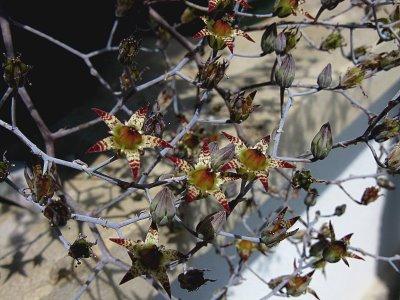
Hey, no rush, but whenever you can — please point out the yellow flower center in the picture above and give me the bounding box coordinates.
[188,167,216,192]
[239,149,267,171]
[212,20,232,37]
[113,125,143,150]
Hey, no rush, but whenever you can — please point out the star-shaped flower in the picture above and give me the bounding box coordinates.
[208,0,250,13]
[193,16,254,53]
[87,106,172,180]
[220,132,295,192]
[168,141,239,213]
[110,222,184,297]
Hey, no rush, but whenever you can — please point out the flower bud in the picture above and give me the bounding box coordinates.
[274,32,287,55]
[273,0,298,18]
[386,142,400,172]
[304,188,318,207]
[283,27,301,53]
[196,210,227,241]
[68,234,96,265]
[0,154,11,182]
[320,32,345,51]
[360,186,380,205]
[150,187,176,226]
[275,54,295,88]
[370,118,400,142]
[118,36,141,66]
[376,176,395,190]
[211,144,235,169]
[261,23,277,55]
[321,0,344,10]
[334,204,346,216]
[317,63,332,89]
[311,122,333,160]
[292,169,314,191]
[198,58,228,89]
[340,66,365,89]
[227,90,259,123]
[2,54,31,88]
[178,269,215,291]
[43,196,71,227]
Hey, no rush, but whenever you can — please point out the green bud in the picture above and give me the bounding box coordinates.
[275,54,295,88]
[283,27,301,53]
[320,32,345,51]
[274,32,287,55]
[273,0,298,18]
[118,36,141,66]
[150,187,176,226]
[304,188,318,207]
[311,122,333,160]
[334,204,346,216]
[317,63,332,89]
[261,23,277,55]
[370,118,400,142]
[196,210,227,241]
[2,54,31,88]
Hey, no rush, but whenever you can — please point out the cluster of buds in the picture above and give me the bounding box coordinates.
[311,122,333,161]
[227,90,259,123]
[68,234,96,265]
[2,54,31,89]
[178,269,215,292]
[260,207,299,248]
[360,186,380,205]
[197,57,228,90]
[196,210,227,241]
[340,66,365,89]
[370,117,400,142]
[317,63,332,89]
[0,154,11,182]
[150,187,176,226]
[386,142,400,172]
[320,31,346,51]
[118,36,141,66]
[24,161,59,205]
[292,169,314,191]
[262,24,301,55]
[268,267,319,299]
[43,195,71,227]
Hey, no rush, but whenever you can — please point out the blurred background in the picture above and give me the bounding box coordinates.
[0,0,399,299]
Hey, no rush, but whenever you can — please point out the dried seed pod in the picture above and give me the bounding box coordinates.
[68,234,96,265]
[360,186,380,205]
[118,36,141,66]
[340,66,365,89]
[292,169,314,191]
[227,90,259,123]
[178,269,215,292]
[198,57,228,90]
[43,196,71,227]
